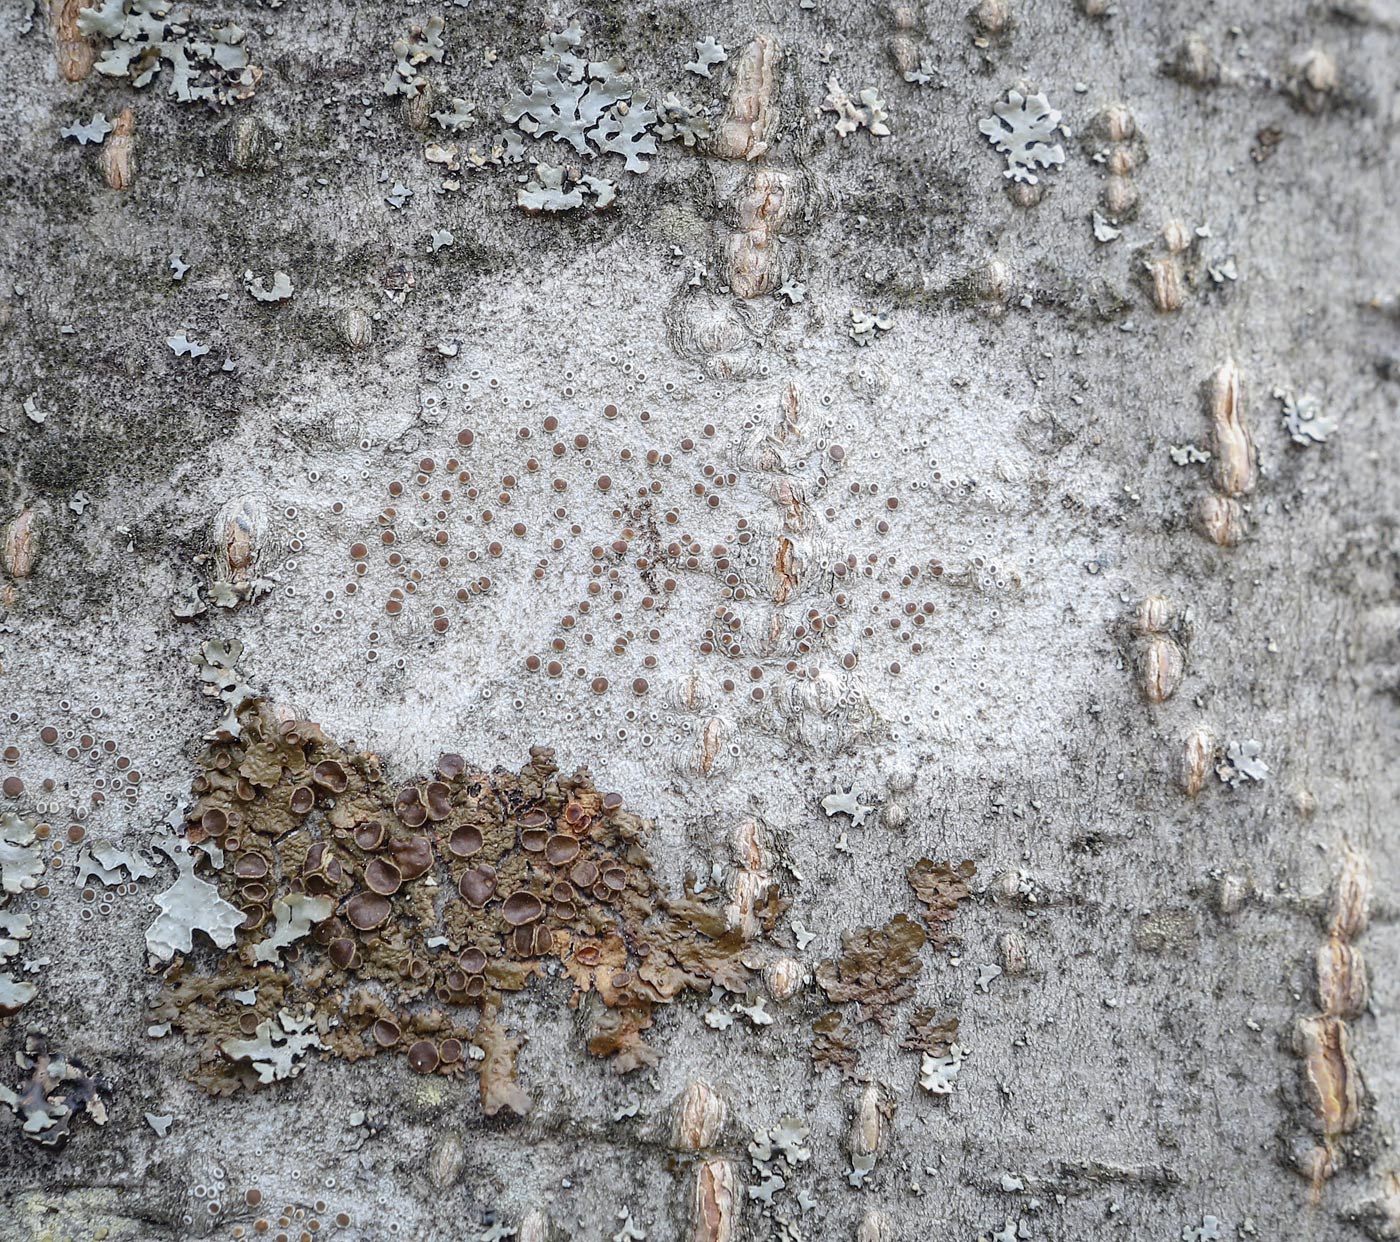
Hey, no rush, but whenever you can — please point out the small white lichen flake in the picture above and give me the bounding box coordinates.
[979,90,1068,184]
[1182,1217,1224,1242]
[685,37,728,78]
[733,995,774,1026]
[61,113,113,145]
[145,836,245,962]
[1217,739,1269,788]
[848,308,893,346]
[244,269,294,303]
[919,1042,967,1094]
[821,785,875,826]
[1,814,43,896]
[611,1207,647,1241]
[1274,386,1337,446]
[217,1008,324,1084]
[823,76,891,138]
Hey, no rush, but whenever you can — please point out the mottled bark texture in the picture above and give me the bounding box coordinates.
[2,1,1399,1240]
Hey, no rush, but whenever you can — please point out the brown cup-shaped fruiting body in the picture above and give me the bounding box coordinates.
[502,891,544,926]
[354,820,386,851]
[395,786,428,827]
[312,760,348,793]
[391,834,433,880]
[303,842,344,894]
[364,858,402,896]
[424,781,453,821]
[311,915,344,946]
[233,852,269,880]
[328,938,359,970]
[673,1079,728,1152]
[448,824,483,857]
[408,1040,440,1073]
[372,1018,401,1047]
[545,833,579,865]
[601,866,627,892]
[458,865,497,906]
[288,786,315,815]
[346,890,391,931]
[689,1158,739,1242]
[569,859,599,890]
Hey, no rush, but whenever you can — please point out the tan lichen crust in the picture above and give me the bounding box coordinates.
[155,700,773,1108]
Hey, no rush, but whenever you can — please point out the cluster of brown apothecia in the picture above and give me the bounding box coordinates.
[159,700,775,1109]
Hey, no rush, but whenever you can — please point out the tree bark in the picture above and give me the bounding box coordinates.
[2,2,1399,1240]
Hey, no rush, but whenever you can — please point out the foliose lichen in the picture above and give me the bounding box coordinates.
[154,682,772,1109]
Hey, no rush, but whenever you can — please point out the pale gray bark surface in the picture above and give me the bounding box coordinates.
[2,1,1399,1239]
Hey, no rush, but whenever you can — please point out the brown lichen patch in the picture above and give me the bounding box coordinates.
[815,913,926,1028]
[900,1008,959,1056]
[905,858,976,945]
[156,701,756,1110]
[809,1011,860,1078]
